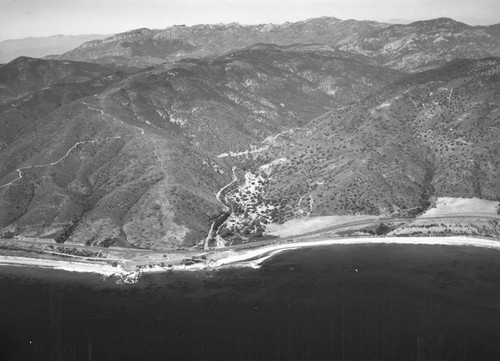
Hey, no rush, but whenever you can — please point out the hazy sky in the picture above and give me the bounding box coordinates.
[1,0,499,41]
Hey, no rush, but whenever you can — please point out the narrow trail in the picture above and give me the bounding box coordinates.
[447,87,454,102]
[152,138,169,183]
[0,100,147,190]
[82,100,145,135]
[149,132,198,193]
[83,100,195,191]
[0,135,122,189]
[0,96,212,224]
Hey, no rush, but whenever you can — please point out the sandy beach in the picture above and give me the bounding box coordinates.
[210,236,500,269]
[1,236,499,281]
[0,256,129,276]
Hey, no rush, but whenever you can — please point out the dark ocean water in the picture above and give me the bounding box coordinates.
[0,244,499,361]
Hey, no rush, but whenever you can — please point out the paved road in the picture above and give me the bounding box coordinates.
[2,213,498,260]
[219,213,499,250]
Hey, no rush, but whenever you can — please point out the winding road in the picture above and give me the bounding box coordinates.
[0,99,147,189]
[204,166,239,249]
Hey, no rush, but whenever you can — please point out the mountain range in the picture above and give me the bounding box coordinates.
[1,16,499,248]
[55,17,500,73]
[53,17,386,68]
[0,34,109,63]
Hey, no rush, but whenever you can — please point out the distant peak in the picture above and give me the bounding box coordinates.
[407,17,470,28]
[119,28,152,36]
[303,16,342,23]
[10,56,37,63]
[101,28,152,41]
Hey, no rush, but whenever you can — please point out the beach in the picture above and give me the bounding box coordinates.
[0,236,499,282]
[208,236,500,269]
[1,240,499,361]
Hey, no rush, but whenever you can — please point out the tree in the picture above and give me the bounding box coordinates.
[375,223,391,235]
[1,231,15,239]
[54,222,77,244]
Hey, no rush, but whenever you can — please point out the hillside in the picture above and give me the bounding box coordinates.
[217,57,500,239]
[340,18,500,72]
[0,57,117,104]
[0,45,403,248]
[1,18,499,249]
[106,44,403,154]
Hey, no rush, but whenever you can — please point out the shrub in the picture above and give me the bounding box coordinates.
[375,223,392,235]
[101,238,118,248]
[2,231,15,239]
[54,222,77,244]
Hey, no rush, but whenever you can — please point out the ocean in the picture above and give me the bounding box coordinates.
[0,243,499,361]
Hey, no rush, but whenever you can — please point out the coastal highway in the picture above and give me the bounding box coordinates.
[282,213,499,241]
[221,213,499,251]
[1,213,498,260]
[0,237,182,255]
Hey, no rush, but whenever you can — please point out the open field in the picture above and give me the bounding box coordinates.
[266,215,380,237]
[421,197,500,218]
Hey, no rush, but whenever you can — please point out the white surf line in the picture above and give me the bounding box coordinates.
[213,236,500,269]
[0,255,128,276]
[224,248,298,269]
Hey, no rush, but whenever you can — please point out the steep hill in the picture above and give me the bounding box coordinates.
[106,44,403,154]
[0,57,117,104]
[0,45,402,248]
[0,72,126,150]
[218,57,500,237]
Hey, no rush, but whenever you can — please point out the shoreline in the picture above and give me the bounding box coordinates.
[0,255,128,276]
[209,235,500,269]
[0,236,499,282]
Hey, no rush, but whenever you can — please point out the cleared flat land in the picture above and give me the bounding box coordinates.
[421,197,499,218]
[266,215,380,237]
